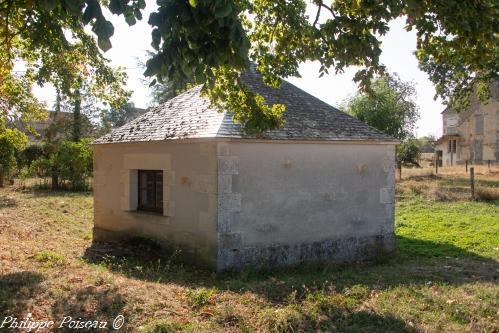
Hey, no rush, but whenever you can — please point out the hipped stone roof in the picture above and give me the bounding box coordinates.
[94,71,397,144]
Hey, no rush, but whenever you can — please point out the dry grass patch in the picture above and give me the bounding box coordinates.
[0,176,498,332]
[475,186,499,201]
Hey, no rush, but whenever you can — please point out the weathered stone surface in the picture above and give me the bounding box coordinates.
[380,187,394,204]
[217,233,395,271]
[219,193,241,213]
[218,156,239,175]
[219,232,242,248]
[193,175,217,194]
[218,175,233,194]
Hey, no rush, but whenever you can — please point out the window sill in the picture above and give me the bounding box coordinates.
[133,210,164,216]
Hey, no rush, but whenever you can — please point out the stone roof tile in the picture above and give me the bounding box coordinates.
[94,72,396,144]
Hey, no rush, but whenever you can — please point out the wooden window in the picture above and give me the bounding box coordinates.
[138,170,163,214]
[448,140,457,153]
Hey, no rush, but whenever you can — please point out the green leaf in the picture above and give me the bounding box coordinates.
[151,29,161,50]
[93,19,114,39]
[39,0,58,11]
[125,13,137,26]
[82,0,100,25]
[215,4,232,18]
[108,0,125,14]
[188,0,198,8]
[62,0,85,15]
[97,37,112,52]
[144,56,162,77]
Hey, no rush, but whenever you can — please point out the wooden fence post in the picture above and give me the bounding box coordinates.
[488,160,491,170]
[465,160,468,173]
[470,167,475,200]
[0,164,3,188]
[398,163,402,180]
[435,159,438,175]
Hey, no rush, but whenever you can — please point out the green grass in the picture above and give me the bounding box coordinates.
[397,199,499,259]
[0,174,498,332]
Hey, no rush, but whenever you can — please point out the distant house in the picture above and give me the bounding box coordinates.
[435,80,499,166]
[20,111,91,143]
[92,68,398,271]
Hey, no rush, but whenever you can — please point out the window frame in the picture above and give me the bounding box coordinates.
[137,169,163,214]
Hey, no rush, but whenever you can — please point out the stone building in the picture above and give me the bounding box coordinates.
[435,80,499,166]
[92,70,398,271]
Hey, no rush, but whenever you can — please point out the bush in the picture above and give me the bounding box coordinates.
[186,287,217,309]
[16,144,43,168]
[53,139,93,190]
[27,139,93,190]
[0,128,28,186]
[396,139,421,167]
[28,157,51,178]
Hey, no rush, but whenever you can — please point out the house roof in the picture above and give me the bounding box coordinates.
[435,134,460,145]
[441,107,456,115]
[93,71,397,144]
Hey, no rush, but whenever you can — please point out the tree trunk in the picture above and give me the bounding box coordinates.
[73,88,82,142]
[51,172,59,190]
[55,89,61,114]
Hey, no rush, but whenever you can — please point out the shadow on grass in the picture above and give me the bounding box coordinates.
[83,236,498,304]
[0,271,44,317]
[50,284,126,333]
[0,195,17,209]
[26,188,92,198]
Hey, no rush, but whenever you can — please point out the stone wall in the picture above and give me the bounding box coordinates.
[456,81,499,164]
[92,140,219,267]
[216,141,397,270]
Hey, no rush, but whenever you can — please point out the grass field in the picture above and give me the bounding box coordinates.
[0,169,498,332]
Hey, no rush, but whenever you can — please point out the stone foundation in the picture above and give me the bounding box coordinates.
[217,233,395,271]
[92,227,217,269]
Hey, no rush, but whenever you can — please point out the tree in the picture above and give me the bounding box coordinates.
[0,125,27,186]
[1,1,130,140]
[100,102,144,130]
[28,139,93,190]
[137,51,192,106]
[396,139,421,168]
[16,144,43,169]
[343,75,421,174]
[2,0,497,134]
[342,75,419,140]
[416,135,436,154]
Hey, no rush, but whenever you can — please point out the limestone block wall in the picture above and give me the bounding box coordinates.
[92,140,219,267]
[456,90,499,164]
[216,141,396,270]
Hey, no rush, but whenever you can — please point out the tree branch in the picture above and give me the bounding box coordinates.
[313,4,321,27]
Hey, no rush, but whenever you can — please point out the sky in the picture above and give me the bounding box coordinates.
[33,2,444,138]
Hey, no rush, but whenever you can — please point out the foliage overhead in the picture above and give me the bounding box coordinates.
[343,75,419,141]
[2,0,497,134]
[100,102,144,130]
[0,0,131,135]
